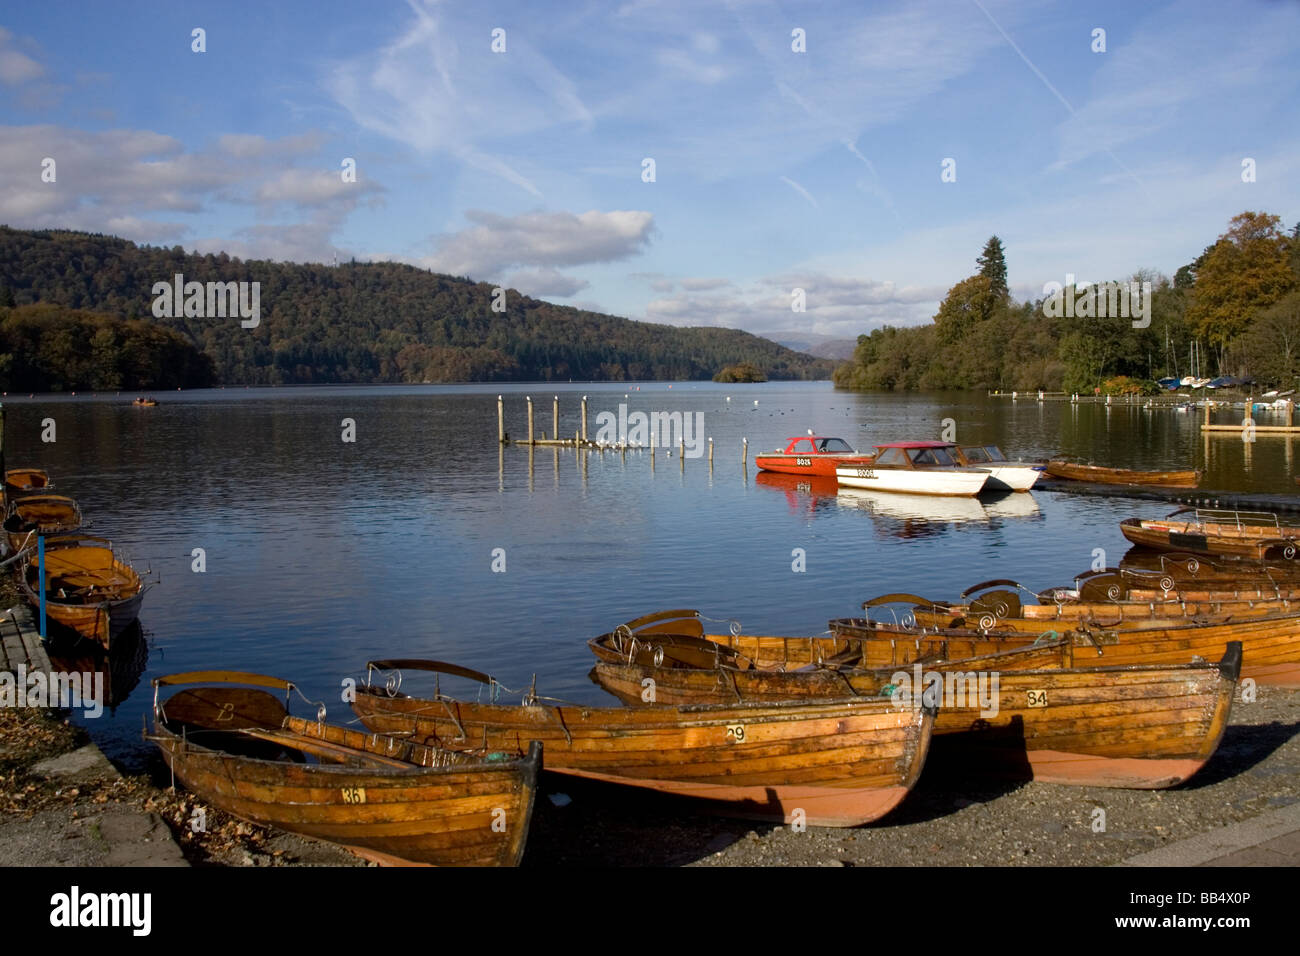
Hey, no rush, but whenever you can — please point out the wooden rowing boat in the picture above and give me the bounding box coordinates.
[4,494,82,554]
[150,671,540,866]
[831,601,1300,686]
[353,658,933,827]
[19,535,144,649]
[1043,460,1201,487]
[585,612,1240,788]
[1120,508,1300,560]
[4,468,53,496]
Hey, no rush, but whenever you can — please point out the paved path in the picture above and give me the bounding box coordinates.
[1121,801,1300,866]
[0,604,50,677]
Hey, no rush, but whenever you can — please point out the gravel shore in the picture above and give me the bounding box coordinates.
[2,686,1295,867]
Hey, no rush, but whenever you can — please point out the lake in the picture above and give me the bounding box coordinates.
[3,381,1295,766]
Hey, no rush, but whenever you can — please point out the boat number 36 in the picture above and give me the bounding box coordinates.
[726,724,746,742]
[1026,689,1048,708]
[795,457,812,466]
[341,787,367,804]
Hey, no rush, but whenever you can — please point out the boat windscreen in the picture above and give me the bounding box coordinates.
[874,447,905,466]
[984,446,1006,462]
[910,447,957,466]
[960,446,990,463]
[818,438,854,452]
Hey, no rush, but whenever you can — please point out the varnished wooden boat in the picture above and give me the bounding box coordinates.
[832,600,1300,686]
[907,577,1299,630]
[354,658,933,827]
[586,613,1240,788]
[4,493,82,554]
[1120,508,1300,560]
[150,671,540,866]
[4,468,53,496]
[19,535,144,649]
[587,609,1071,706]
[132,397,158,407]
[1043,459,1200,487]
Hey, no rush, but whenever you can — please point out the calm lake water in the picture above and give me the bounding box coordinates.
[4,382,1297,766]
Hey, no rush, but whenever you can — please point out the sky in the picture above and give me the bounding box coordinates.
[1,0,1297,344]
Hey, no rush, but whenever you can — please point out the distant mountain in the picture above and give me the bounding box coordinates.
[763,331,859,361]
[0,227,834,385]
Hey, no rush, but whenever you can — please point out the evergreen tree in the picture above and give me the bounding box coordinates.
[976,236,1009,299]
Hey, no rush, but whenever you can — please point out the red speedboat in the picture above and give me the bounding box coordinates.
[754,436,875,477]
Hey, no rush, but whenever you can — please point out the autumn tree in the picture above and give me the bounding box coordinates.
[1188,211,1296,355]
[934,275,998,346]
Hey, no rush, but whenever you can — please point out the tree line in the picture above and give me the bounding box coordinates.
[834,212,1300,393]
[0,227,833,388]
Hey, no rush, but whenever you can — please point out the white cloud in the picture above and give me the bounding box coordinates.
[0,28,45,86]
[420,209,655,277]
[504,268,591,298]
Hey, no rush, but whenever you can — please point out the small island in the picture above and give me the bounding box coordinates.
[713,362,767,383]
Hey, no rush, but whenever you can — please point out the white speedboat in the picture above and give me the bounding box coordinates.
[835,442,990,496]
[950,444,1042,492]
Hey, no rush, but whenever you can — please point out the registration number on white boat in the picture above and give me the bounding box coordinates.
[853,468,876,478]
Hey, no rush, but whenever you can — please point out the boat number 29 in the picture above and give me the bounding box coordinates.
[726,724,746,743]
[341,787,367,804]
[1026,689,1048,708]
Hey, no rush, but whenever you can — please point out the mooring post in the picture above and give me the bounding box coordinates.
[680,439,685,471]
[38,534,46,639]
[553,396,559,441]
[497,395,505,444]
[743,437,748,464]
[581,396,588,444]
[527,396,534,445]
[1204,399,1211,429]
[708,437,714,464]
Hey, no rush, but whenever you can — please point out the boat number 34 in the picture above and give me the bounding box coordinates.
[341,787,367,804]
[726,724,746,742]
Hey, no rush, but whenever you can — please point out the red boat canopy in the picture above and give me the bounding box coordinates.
[777,437,855,453]
[873,440,953,450]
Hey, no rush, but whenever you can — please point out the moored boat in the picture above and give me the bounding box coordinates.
[20,534,144,649]
[4,468,53,497]
[1120,508,1300,560]
[949,445,1041,492]
[1043,459,1200,487]
[353,657,933,827]
[150,671,540,866]
[755,436,874,477]
[4,494,82,554]
[585,611,1240,788]
[836,442,990,496]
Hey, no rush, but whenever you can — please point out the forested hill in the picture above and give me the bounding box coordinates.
[0,227,832,385]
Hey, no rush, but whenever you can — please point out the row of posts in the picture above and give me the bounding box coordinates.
[497,395,748,467]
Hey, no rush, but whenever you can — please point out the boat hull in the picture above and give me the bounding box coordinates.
[354,686,932,827]
[983,464,1041,492]
[755,454,874,477]
[1044,461,1200,487]
[153,694,539,867]
[20,540,144,650]
[835,465,989,496]
[1120,517,1300,561]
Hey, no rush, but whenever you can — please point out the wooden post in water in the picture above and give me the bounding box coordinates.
[680,439,685,471]
[553,397,559,442]
[497,396,505,444]
[581,396,588,444]
[743,437,748,464]
[708,437,714,464]
[1204,399,1211,429]
[527,396,534,445]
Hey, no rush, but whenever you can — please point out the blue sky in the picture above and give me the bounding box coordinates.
[1,0,1297,343]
